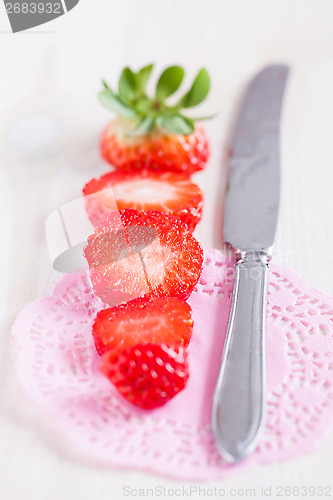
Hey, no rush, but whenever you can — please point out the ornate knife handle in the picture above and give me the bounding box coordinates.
[212,249,270,463]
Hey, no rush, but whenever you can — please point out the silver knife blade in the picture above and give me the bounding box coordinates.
[223,65,289,252]
[212,65,290,464]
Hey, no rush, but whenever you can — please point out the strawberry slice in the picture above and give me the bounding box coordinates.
[101,344,189,409]
[83,209,203,306]
[83,170,203,232]
[92,297,193,355]
[93,297,193,409]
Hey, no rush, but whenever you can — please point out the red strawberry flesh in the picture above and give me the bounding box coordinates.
[100,344,189,409]
[92,297,193,355]
[83,170,203,232]
[93,297,193,409]
[83,209,203,306]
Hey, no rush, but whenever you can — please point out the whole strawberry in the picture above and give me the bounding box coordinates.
[99,65,211,173]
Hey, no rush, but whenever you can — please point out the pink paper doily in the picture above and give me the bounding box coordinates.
[12,248,333,481]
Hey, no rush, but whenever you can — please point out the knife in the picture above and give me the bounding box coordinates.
[212,65,290,463]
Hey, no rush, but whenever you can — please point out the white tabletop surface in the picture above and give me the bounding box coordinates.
[1,1,333,499]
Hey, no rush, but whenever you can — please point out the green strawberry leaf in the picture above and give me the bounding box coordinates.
[135,96,153,114]
[128,115,155,136]
[99,67,212,134]
[98,87,138,119]
[156,66,185,101]
[189,113,217,121]
[137,64,154,95]
[119,67,138,102]
[156,114,195,135]
[179,68,210,108]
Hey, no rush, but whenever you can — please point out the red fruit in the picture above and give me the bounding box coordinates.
[99,66,212,173]
[83,169,203,232]
[83,209,203,306]
[101,344,189,409]
[100,118,209,174]
[93,297,193,409]
[92,297,193,355]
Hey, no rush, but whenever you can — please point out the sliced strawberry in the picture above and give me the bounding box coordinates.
[93,297,193,409]
[83,209,203,306]
[83,170,203,232]
[92,297,193,355]
[100,344,189,409]
[101,118,209,174]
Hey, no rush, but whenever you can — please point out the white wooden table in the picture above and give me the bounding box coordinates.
[1,1,333,498]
